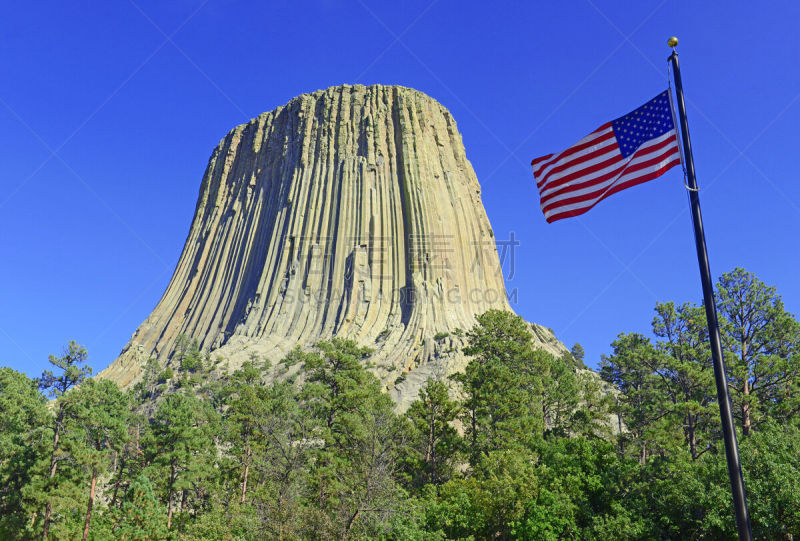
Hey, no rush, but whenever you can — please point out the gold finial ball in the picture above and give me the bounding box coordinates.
[668,36,679,48]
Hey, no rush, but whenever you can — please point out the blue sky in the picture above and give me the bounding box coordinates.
[2,1,799,376]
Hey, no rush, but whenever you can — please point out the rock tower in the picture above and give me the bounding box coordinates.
[100,84,564,408]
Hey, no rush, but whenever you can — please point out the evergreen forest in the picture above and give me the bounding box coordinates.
[2,268,799,540]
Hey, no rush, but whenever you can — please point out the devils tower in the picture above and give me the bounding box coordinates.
[100,84,564,408]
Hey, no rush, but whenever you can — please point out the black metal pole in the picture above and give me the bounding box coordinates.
[669,46,753,541]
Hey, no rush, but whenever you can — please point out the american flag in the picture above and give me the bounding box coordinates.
[531,90,682,223]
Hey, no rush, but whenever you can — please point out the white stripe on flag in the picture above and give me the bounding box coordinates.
[538,143,621,193]
[543,135,680,221]
[534,125,615,182]
[540,130,677,204]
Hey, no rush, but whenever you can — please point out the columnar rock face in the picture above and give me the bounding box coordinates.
[100,84,565,408]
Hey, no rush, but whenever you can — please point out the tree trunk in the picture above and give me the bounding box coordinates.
[41,502,52,541]
[742,379,751,436]
[542,402,548,437]
[470,407,478,459]
[167,463,175,529]
[42,407,64,540]
[742,341,752,437]
[687,410,697,460]
[345,504,362,538]
[426,410,435,484]
[110,454,126,508]
[81,471,97,541]
[167,495,174,530]
[240,444,251,504]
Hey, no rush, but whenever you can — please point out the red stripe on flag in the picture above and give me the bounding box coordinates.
[540,142,679,211]
[532,124,612,175]
[539,150,625,195]
[545,157,680,223]
[538,134,678,199]
[533,124,613,179]
[543,144,680,216]
[531,154,553,167]
[544,153,681,223]
[536,137,620,188]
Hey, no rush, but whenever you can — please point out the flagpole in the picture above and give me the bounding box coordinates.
[667,37,753,541]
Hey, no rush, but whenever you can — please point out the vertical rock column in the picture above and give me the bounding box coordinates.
[101,84,531,393]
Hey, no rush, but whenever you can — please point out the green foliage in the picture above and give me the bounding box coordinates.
[145,392,219,530]
[540,353,582,436]
[651,301,717,458]
[158,367,173,383]
[570,342,587,368]
[740,421,800,537]
[433,332,449,341]
[421,437,645,540]
[179,341,203,373]
[376,328,391,341]
[36,341,94,540]
[533,436,646,539]
[133,357,161,402]
[597,269,800,538]
[571,369,615,439]
[299,339,406,539]
[716,268,800,435]
[64,379,130,467]
[427,449,541,539]
[63,378,130,540]
[111,475,169,540]
[601,333,674,462]
[38,340,92,399]
[453,310,550,463]
[301,338,374,430]
[0,368,51,537]
[402,379,460,489]
[2,277,799,540]
[638,421,800,539]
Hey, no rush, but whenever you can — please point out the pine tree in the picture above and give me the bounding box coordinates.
[252,381,312,540]
[601,333,671,463]
[453,310,549,463]
[37,341,92,540]
[570,342,587,368]
[62,379,129,541]
[145,392,218,530]
[651,301,717,459]
[715,268,800,435]
[112,475,169,541]
[301,339,375,431]
[540,353,581,436]
[224,360,267,505]
[570,369,615,439]
[0,368,51,537]
[403,379,460,489]
[132,357,161,403]
[300,339,405,539]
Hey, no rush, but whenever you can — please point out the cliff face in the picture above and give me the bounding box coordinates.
[100,84,565,408]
